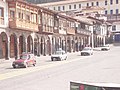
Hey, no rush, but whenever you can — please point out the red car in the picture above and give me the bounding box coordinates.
[12,53,36,68]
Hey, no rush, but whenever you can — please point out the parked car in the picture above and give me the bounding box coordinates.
[101,44,110,51]
[81,47,93,56]
[12,53,36,68]
[51,50,67,61]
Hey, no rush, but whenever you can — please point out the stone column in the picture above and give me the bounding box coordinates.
[25,38,27,53]
[17,37,20,59]
[7,37,10,60]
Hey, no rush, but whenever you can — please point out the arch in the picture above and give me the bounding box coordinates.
[46,36,51,55]
[52,37,55,54]
[10,33,17,58]
[34,35,39,56]
[19,35,25,55]
[0,32,8,59]
[75,36,79,51]
[27,35,33,53]
[40,36,45,55]
[67,36,71,52]
[61,36,66,51]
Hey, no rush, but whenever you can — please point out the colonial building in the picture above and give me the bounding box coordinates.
[38,0,119,43]
[0,0,9,60]
[0,0,93,62]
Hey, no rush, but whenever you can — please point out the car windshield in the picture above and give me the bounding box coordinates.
[55,51,63,55]
[83,47,91,51]
[20,55,28,60]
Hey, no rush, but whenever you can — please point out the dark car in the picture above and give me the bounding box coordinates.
[12,53,36,68]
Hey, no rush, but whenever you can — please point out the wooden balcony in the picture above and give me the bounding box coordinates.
[105,14,120,22]
[9,18,39,32]
[0,17,4,25]
[76,28,91,36]
[66,27,75,35]
[38,24,53,34]
[53,26,59,33]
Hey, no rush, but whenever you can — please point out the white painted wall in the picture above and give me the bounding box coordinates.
[0,0,8,28]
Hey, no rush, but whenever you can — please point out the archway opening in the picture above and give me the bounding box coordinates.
[27,35,33,53]
[19,35,25,55]
[10,34,17,58]
[0,32,8,59]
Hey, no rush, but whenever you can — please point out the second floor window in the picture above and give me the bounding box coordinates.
[0,7,4,17]
[110,0,113,4]
[10,10,15,18]
[116,0,119,4]
[87,3,89,7]
[105,10,108,14]
[79,4,81,8]
[18,12,21,18]
[91,2,94,6]
[110,10,113,14]
[69,5,71,9]
[58,6,60,11]
[96,2,99,6]
[112,25,116,31]
[116,9,119,14]
[54,7,55,10]
[26,15,30,21]
[105,0,107,5]
[63,6,65,10]
[74,4,76,9]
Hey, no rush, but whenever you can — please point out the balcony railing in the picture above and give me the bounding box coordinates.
[76,28,91,35]
[105,14,120,22]
[39,25,53,34]
[0,17,4,25]
[9,18,38,32]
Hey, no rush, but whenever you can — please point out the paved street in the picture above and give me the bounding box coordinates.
[0,45,120,90]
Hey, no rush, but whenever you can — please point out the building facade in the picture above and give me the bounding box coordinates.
[0,0,96,62]
[38,0,120,43]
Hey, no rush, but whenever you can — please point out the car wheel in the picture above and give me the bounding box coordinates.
[51,58,53,61]
[13,66,16,68]
[24,63,28,68]
[65,57,67,60]
[33,64,35,66]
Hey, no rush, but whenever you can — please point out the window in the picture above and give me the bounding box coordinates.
[105,0,107,5]
[110,0,113,4]
[105,10,108,14]
[0,7,4,17]
[116,9,119,14]
[63,6,65,10]
[110,10,113,14]
[91,2,94,6]
[79,4,81,8]
[112,25,116,31]
[26,15,30,21]
[74,4,76,9]
[54,7,55,10]
[69,5,71,9]
[116,0,119,4]
[96,2,99,6]
[58,6,60,11]
[87,3,89,6]
[10,10,15,18]
[18,12,21,18]
[21,13,24,19]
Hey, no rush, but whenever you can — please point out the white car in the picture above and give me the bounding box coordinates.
[81,47,93,56]
[101,44,110,51]
[51,50,67,61]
